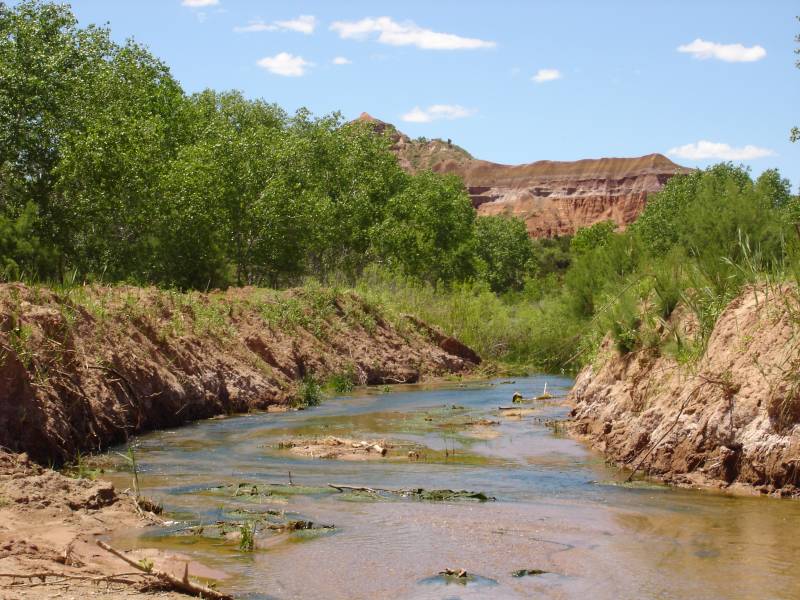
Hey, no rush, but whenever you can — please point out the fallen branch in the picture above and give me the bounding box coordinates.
[328,483,385,494]
[96,540,232,600]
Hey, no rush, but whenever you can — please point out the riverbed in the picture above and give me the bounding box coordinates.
[103,376,800,600]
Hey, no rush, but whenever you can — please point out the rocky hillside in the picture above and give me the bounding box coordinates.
[358,113,691,237]
[569,285,800,496]
[0,284,478,464]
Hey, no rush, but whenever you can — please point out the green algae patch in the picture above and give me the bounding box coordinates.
[512,568,548,577]
[155,516,335,553]
[328,483,495,503]
[202,482,337,502]
[255,404,496,444]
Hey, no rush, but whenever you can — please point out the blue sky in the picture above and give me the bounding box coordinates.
[46,1,800,187]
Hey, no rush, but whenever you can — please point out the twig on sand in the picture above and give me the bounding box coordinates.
[0,571,145,586]
[96,540,233,600]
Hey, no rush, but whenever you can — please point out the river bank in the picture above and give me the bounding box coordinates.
[0,282,483,598]
[569,284,800,497]
[0,283,479,464]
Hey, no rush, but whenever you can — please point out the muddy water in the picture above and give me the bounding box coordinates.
[105,377,800,600]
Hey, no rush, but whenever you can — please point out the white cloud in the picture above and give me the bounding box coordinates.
[330,17,495,50]
[233,20,277,33]
[275,15,316,34]
[667,140,775,161]
[677,38,766,63]
[182,0,218,7]
[332,56,352,65]
[401,104,477,123]
[234,15,316,34]
[532,68,562,83]
[256,52,313,77]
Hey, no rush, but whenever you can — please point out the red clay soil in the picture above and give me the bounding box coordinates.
[569,285,800,496]
[0,283,478,465]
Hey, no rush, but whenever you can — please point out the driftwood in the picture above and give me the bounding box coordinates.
[0,571,146,586]
[440,568,468,578]
[96,540,232,600]
[328,483,387,494]
[351,441,387,455]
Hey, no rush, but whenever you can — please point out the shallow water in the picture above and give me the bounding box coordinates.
[104,376,800,600]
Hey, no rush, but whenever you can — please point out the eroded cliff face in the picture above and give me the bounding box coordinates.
[569,286,800,496]
[358,113,691,237]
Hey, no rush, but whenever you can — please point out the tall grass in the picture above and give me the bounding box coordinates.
[355,267,584,372]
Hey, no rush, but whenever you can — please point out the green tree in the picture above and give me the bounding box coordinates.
[0,202,54,280]
[55,39,187,281]
[281,112,407,282]
[755,168,792,209]
[159,90,288,287]
[474,215,534,292]
[570,220,616,256]
[0,0,113,277]
[371,171,477,283]
[633,163,753,256]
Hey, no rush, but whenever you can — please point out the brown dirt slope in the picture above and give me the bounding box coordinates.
[569,285,800,496]
[357,112,691,238]
[0,283,477,465]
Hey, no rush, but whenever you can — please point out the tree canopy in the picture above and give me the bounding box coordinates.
[0,1,537,292]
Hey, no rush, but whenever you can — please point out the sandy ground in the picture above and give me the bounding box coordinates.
[275,436,392,460]
[0,451,222,599]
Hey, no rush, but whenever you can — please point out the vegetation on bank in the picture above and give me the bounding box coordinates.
[2,2,799,375]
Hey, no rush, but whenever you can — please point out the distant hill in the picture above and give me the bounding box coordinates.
[357,113,692,237]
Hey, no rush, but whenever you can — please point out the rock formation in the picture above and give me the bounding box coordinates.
[357,113,691,237]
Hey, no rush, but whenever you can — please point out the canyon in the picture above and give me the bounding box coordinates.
[359,113,692,237]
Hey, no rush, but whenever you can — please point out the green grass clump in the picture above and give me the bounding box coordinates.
[62,451,101,480]
[327,367,356,394]
[290,375,323,408]
[239,521,255,552]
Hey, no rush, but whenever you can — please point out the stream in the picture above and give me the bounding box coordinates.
[104,376,800,600]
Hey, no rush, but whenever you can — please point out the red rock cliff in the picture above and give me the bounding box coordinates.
[357,113,691,237]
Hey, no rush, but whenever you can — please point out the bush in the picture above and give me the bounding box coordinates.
[296,375,322,407]
[474,215,535,292]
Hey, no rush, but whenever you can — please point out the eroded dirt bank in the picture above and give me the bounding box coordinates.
[569,285,800,496]
[0,283,480,598]
[0,283,478,464]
